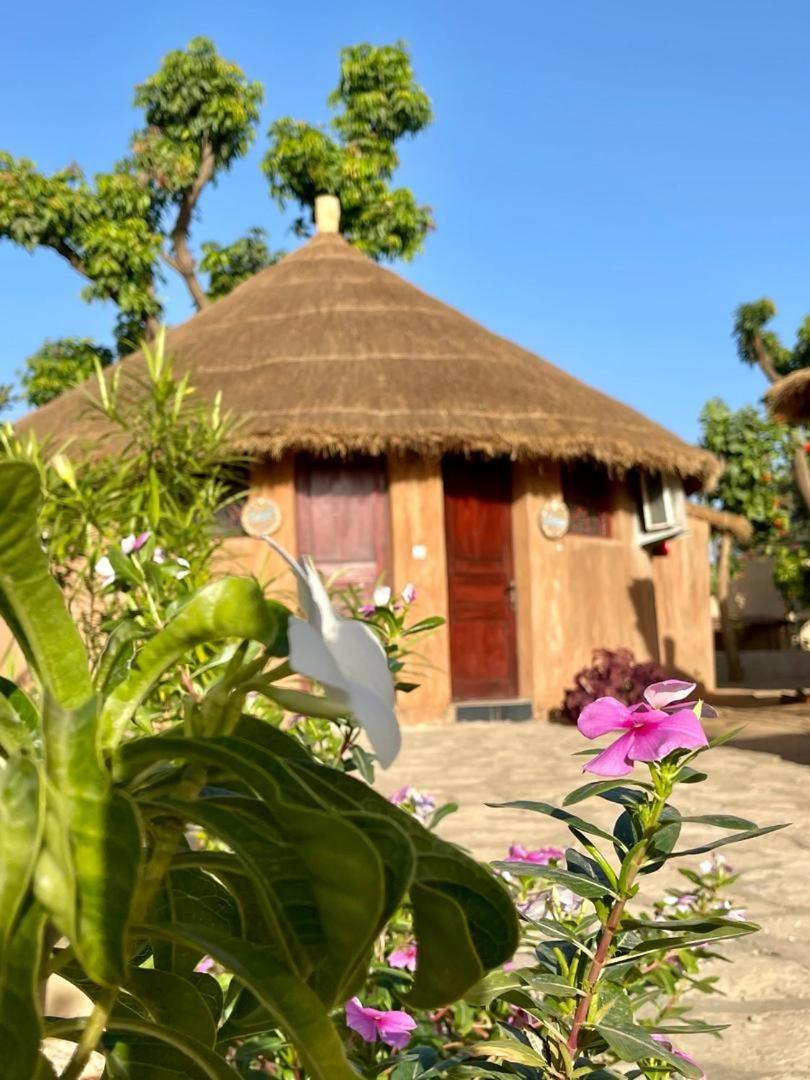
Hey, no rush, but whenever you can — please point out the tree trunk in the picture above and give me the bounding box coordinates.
[717,532,743,683]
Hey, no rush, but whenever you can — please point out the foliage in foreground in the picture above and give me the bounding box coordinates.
[0,457,518,1079]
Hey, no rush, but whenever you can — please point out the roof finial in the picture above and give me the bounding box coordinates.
[315,194,341,235]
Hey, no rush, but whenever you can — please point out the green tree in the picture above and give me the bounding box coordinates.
[0,384,11,414]
[21,337,114,407]
[200,227,282,300]
[263,41,434,260]
[0,38,266,359]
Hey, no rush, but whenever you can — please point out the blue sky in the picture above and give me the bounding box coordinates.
[1,0,808,441]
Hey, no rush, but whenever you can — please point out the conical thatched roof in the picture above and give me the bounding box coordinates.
[765,368,810,424]
[17,231,720,489]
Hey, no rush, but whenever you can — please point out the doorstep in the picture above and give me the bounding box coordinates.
[454,699,533,722]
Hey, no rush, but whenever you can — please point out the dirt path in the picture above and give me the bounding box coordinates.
[378,715,810,1080]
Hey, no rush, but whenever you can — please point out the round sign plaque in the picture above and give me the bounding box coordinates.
[539,497,570,539]
[240,496,282,538]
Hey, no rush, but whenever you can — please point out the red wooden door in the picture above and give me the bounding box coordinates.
[295,455,390,600]
[443,457,518,700]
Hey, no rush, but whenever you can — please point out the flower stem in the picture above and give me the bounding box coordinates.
[566,778,671,1056]
[59,986,118,1080]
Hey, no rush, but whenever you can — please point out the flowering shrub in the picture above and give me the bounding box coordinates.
[561,647,668,722]
[0,459,519,1079]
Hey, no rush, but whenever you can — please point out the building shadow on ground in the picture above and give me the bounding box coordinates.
[725,732,810,767]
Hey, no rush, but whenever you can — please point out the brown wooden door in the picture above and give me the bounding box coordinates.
[295,455,390,600]
[443,457,518,700]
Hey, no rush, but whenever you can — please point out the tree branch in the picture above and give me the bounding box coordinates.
[792,445,810,516]
[752,332,779,384]
[166,137,215,311]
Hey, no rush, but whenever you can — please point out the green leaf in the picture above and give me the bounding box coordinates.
[0,902,47,1079]
[151,867,242,977]
[40,695,142,986]
[53,1016,239,1080]
[0,756,43,950]
[677,813,758,830]
[595,1020,703,1077]
[284,746,520,1004]
[101,578,289,746]
[121,734,387,1007]
[0,462,92,707]
[490,799,618,844]
[562,779,651,806]
[138,921,360,1080]
[126,967,217,1045]
[492,862,616,899]
[669,823,788,859]
[409,883,484,1007]
[464,969,525,1007]
[468,1038,548,1066]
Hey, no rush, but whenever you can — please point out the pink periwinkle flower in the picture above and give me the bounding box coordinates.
[388,941,418,971]
[651,1034,706,1079]
[388,785,436,824]
[345,997,416,1049]
[194,956,214,974]
[121,531,151,555]
[578,680,708,777]
[508,843,564,866]
[401,582,417,605]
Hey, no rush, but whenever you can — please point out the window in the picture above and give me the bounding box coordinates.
[637,471,686,545]
[562,462,613,538]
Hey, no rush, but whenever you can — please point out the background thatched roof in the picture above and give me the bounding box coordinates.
[765,368,810,424]
[687,503,753,543]
[18,232,720,489]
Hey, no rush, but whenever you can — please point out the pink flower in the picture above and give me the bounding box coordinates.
[651,1034,706,1079]
[401,582,417,604]
[644,679,717,719]
[508,844,564,866]
[194,956,214,974]
[121,531,151,555]
[388,942,418,971]
[345,997,416,1049]
[578,681,708,777]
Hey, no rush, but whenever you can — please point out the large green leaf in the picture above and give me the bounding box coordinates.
[242,724,520,1003]
[0,462,92,707]
[595,1019,703,1077]
[121,734,386,1007]
[101,578,289,747]
[0,901,47,1079]
[50,1016,240,1080]
[139,921,360,1080]
[41,696,142,986]
[151,867,241,978]
[0,755,43,950]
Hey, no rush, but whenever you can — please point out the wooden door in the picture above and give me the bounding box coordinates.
[443,457,518,700]
[295,455,390,600]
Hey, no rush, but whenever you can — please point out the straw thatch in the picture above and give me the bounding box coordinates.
[17,232,720,490]
[765,368,810,424]
[687,503,753,543]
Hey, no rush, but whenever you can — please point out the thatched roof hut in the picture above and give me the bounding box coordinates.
[19,216,718,491]
[17,197,719,722]
[765,368,810,425]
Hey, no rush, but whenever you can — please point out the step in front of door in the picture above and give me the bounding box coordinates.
[455,699,533,723]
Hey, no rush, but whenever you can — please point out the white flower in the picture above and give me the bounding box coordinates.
[175,556,191,580]
[373,585,392,607]
[94,555,115,587]
[264,538,400,767]
[152,547,166,565]
[121,534,138,555]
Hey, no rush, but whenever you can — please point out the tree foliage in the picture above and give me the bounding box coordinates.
[1,38,432,404]
[263,41,434,260]
[21,337,114,408]
[200,228,281,300]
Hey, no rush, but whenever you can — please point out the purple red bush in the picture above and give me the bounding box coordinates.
[560,647,667,722]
